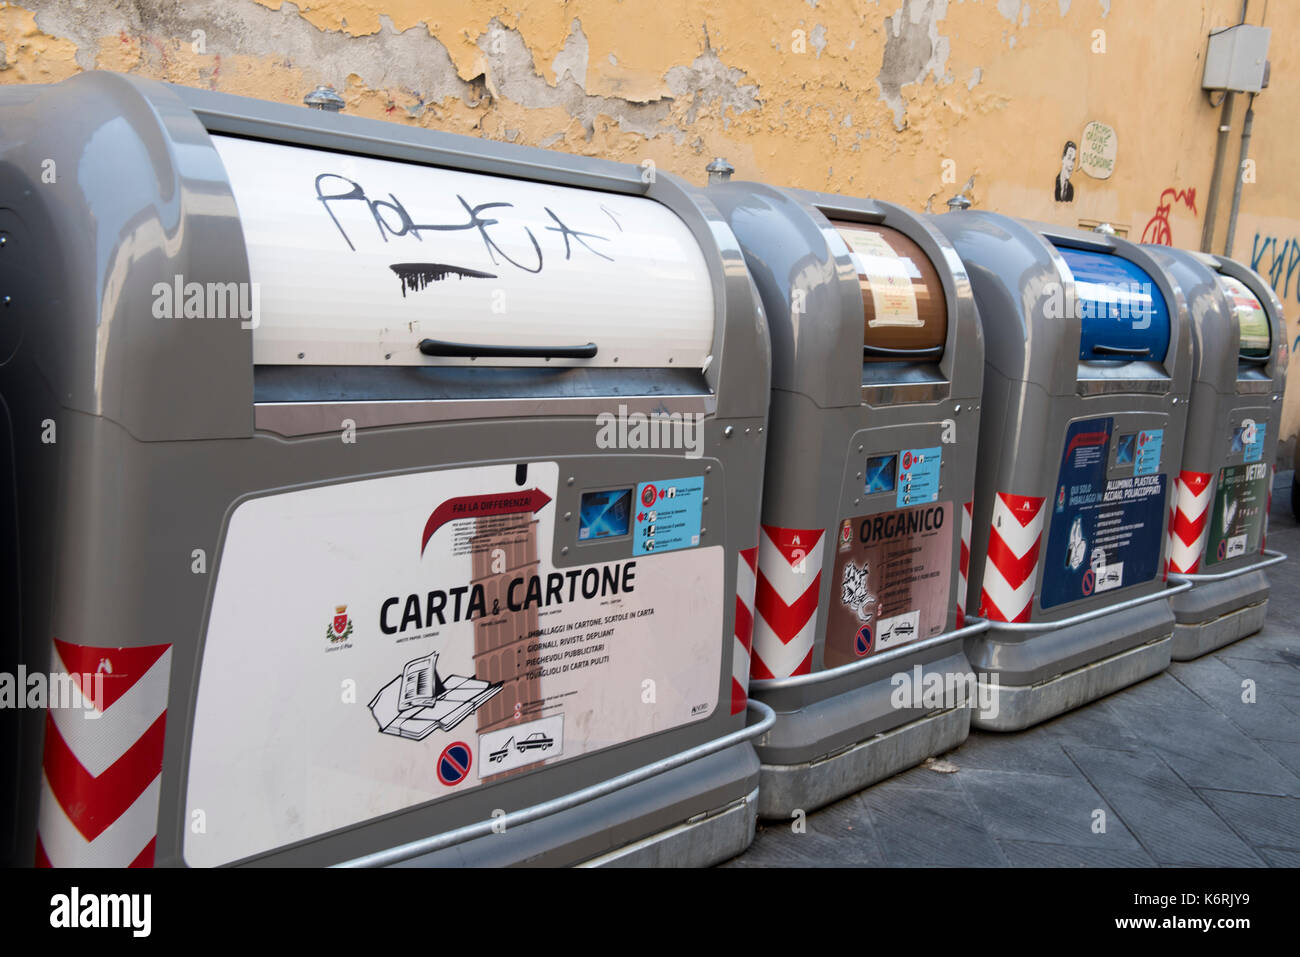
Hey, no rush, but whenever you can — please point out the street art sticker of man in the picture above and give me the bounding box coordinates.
[1054,140,1077,203]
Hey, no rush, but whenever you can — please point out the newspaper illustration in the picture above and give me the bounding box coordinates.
[369,650,503,740]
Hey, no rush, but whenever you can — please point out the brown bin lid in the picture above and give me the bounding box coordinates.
[830,220,948,362]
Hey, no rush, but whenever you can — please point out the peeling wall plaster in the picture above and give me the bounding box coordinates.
[878,0,951,130]
[3,0,1300,448]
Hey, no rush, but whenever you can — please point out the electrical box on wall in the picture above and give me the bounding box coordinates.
[1202,24,1271,93]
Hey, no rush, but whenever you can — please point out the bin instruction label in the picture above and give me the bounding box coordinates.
[1042,417,1167,609]
[1205,463,1269,566]
[897,447,942,507]
[185,462,722,867]
[1134,429,1163,476]
[633,476,704,555]
[826,503,953,668]
[1232,420,1266,463]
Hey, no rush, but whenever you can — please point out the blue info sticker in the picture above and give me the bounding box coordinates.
[632,476,704,556]
[1134,429,1163,476]
[896,447,941,508]
[1244,422,1266,463]
[1231,421,1266,462]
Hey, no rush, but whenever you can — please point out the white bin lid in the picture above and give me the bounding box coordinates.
[212,136,715,368]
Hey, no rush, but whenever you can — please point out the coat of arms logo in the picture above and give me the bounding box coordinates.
[327,604,354,643]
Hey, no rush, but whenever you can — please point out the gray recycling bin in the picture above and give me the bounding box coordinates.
[0,72,774,868]
[1142,247,1289,659]
[932,210,1194,732]
[710,182,985,818]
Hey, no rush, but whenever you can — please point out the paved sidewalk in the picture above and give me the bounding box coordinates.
[725,477,1300,867]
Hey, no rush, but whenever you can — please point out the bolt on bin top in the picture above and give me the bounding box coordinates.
[303,85,345,111]
[706,157,735,184]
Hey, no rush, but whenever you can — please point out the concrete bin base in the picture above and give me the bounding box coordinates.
[750,644,973,820]
[1170,570,1270,661]
[581,787,759,868]
[757,706,970,820]
[1172,600,1267,660]
[972,636,1172,732]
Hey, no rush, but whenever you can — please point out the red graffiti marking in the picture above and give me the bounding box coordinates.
[1140,188,1198,246]
[145,35,170,65]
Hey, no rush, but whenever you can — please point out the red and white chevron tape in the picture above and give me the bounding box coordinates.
[751,524,824,679]
[731,545,758,714]
[35,640,172,868]
[957,501,973,627]
[1166,469,1213,574]
[978,493,1046,623]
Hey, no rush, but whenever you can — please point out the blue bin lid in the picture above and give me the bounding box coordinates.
[1057,247,1171,362]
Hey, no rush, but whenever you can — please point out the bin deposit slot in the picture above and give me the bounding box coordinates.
[253,365,711,404]
[1075,365,1175,397]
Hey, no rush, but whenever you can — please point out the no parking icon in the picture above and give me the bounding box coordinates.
[855,624,873,657]
[437,742,473,786]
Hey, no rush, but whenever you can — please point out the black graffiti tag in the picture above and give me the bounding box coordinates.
[314,174,614,275]
[544,207,613,262]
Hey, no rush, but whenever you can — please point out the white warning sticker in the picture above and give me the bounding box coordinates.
[1094,560,1125,593]
[1224,534,1248,560]
[875,609,921,652]
[480,715,565,775]
[842,229,921,328]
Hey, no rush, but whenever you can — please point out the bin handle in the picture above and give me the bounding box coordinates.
[863,344,945,360]
[985,579,1192,633]
[419,338,598,360]
[1089,344,1150,358]
[1237,352,1271,365]
[1167,548,1286,583]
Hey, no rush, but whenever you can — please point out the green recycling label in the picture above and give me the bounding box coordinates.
[1205,462,1269,565]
